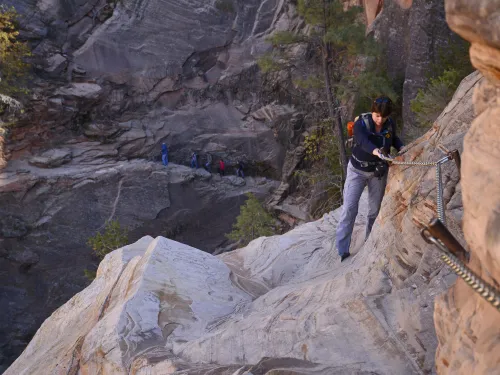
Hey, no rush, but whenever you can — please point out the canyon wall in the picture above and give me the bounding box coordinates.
[434,0,500,373]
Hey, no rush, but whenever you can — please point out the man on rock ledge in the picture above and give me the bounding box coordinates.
[336,96,404,262]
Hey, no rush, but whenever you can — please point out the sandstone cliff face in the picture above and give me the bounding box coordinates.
[433,1,500,373]
[5,72,479,374]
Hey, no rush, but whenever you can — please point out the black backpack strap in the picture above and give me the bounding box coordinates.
[359,113,372,133]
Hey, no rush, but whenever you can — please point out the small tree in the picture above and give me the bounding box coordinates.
[87,220,129,259]
[0,6,31,98]
[410,36,474,129]
[0,5,31,161]
[226,193,276,246]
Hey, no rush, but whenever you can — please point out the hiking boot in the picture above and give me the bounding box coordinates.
[340,253,351,262]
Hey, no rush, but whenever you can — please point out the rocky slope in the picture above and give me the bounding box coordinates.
[4,71,480,374]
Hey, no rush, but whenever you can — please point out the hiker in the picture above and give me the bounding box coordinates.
[161,143,168,166]
[336,96,404,262]
[236,160,245,178]
[190,152,198,169]
[204,153,212,172]
[218,158,225,176]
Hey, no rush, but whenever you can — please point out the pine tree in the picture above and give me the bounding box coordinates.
[87,220,129,259]
[226,193,276,246]
[0,6,31,99]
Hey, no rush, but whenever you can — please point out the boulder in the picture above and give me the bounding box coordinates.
[5,236,251,375]
[225,175,246,186]
[54,83,102,100]
[44,54,67,76]
[29,148,72,168]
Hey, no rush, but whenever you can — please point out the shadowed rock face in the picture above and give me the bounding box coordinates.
[4,73,479,375]
[369,0,458,139]
[2,0,295,171]
[433,1,500,373]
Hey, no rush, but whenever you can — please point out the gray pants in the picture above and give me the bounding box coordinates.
[336,161,388,256]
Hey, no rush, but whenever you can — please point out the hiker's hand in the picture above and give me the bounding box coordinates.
[373,148,383,159]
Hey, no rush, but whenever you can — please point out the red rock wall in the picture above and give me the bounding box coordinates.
[434,1,500,373]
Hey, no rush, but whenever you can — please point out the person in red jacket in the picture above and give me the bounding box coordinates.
[218,159,225,176]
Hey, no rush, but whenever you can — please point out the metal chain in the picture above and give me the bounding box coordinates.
[380,154,449,223]
[424,235,500,311]
[380,152,500,312]
[436,163,445,225]
[384,159,438,167]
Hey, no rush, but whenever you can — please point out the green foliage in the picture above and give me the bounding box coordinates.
[259,0,403,210]
[87,220,129,259]
[349,69,398,114]
[267,31,304,46]
[300,123,344,216]
[215,0,234,13]
[296,0,365,54]
[257,53,283,73]
[410,69,463,128]
[0,6,31,98]
[428,36,473,81]
[83,268,97,281]
[226,193,276,246]
[294,76,324,90]
[410,35,474,128]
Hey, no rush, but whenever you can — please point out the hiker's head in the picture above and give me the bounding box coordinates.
[371,96,392,126]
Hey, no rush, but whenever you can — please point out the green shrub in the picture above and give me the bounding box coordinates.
[410,69,463,128]
[0,6,31,98]
[301,123,344,216]
[87,220,129,259]
[226,193,276,246]
[257,53,282,73]
[215,0,234,13]
[83,268,97,282]
[411,36,474,128]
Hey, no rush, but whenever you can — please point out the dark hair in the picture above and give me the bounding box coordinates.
[371,96,393,117]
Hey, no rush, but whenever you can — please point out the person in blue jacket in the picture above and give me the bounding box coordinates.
[161,143,168,166]
[190,152,198,169]
[336,96,404,262]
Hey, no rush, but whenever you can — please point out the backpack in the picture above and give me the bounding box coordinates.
[346,113,370,149]
[346,113,394,149]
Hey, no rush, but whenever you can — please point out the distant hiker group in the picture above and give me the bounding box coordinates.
[158,145,244,178]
